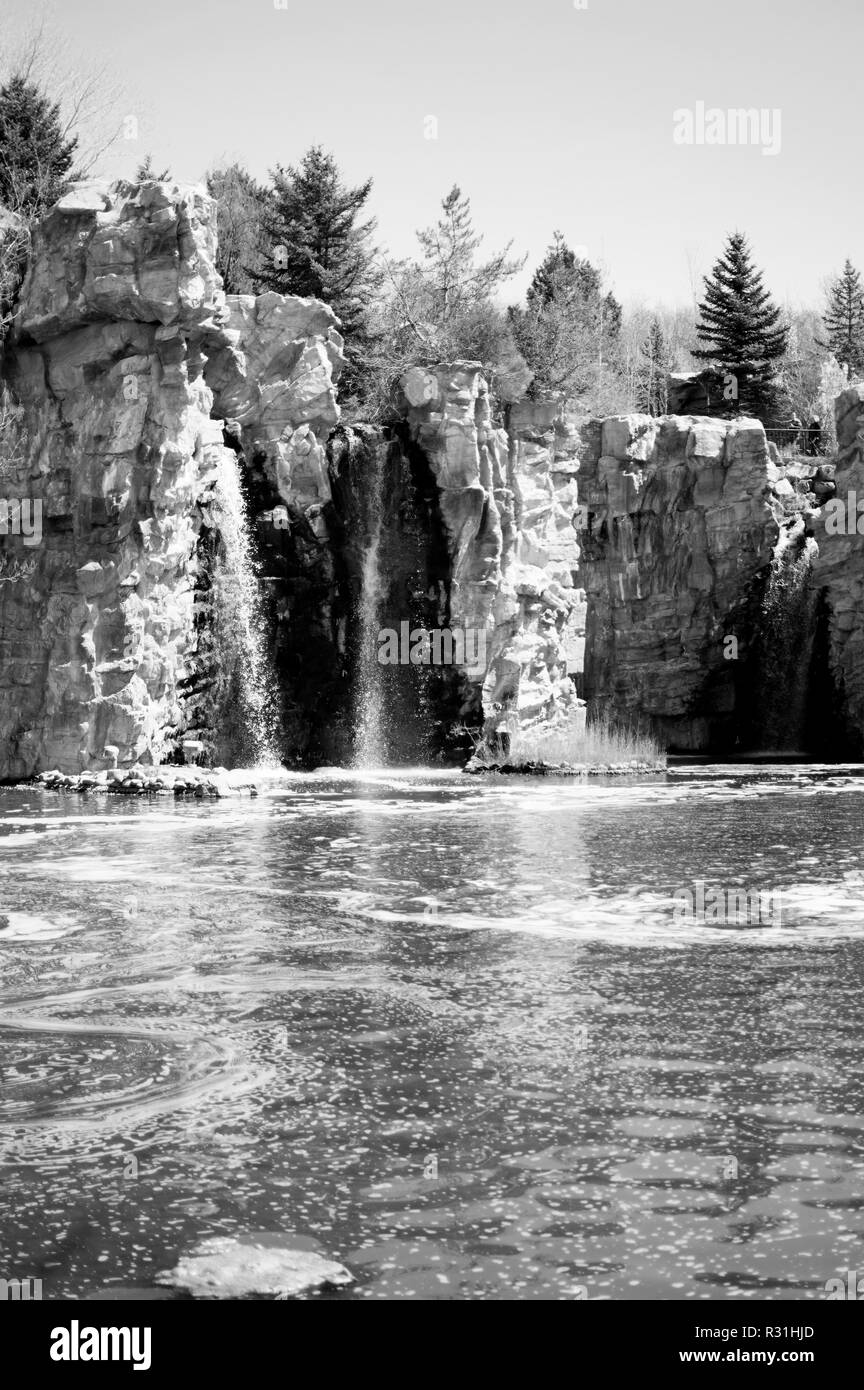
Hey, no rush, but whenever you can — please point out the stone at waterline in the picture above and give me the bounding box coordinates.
[155,1235,354,1298]
[32,766,258,797]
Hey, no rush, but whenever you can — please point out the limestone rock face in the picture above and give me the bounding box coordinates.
[16,180,223,342]
[576,413,791,749]
[1,182,226,778]
[400,366,584,730]
[207,292,343,523]
[0,181,342,778]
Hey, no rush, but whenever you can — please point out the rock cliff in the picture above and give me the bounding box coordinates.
[576,413,815,751]
[2,179,862,776]
[0,180,341,777]
[400,366,584,737]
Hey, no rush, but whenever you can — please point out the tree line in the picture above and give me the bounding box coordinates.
[1,63,862,434]
[203,153,864,437]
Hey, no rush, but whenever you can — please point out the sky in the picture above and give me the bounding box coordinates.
[1,0,860,309]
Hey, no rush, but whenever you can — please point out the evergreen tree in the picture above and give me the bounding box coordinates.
[692,232,788,419]
[371,186,526,417]
[255,147,380,397]
[526,230,621,337]
[636,317,672,415]
[509,231,622,403]
[0,73,78,217]
[412,185,524,336]
[380,185,524,359]
[135,154,172,182]
[822,259,864,379]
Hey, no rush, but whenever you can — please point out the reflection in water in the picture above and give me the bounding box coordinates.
[0,767,863,1300]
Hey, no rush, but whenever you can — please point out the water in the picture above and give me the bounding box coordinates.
[1,766,864,1301]
[353,442,387,769]
[212,451,280,767]
[748,522,819,752]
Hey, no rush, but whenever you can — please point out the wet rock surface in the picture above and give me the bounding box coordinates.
[29,764,257,797]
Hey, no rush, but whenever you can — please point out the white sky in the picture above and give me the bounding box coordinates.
[2,0,860,309]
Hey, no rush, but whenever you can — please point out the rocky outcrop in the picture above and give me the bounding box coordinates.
[1,180,225,778]
[206,291,343,530]
[576,413,811,750]
[0,180,342,778]
[668,370,796,431]
[400,366,584,736]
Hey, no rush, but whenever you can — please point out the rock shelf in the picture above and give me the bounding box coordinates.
[28,766,258,797]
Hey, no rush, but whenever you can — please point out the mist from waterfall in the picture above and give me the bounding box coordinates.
[352,439,387,769]
[212,449,281,768]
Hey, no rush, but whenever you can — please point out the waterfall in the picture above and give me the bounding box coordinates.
[353,439,387,768]
[748,520,818,752]
[212,449,281,768]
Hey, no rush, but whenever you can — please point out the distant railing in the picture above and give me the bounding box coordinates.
[764,427,827,457]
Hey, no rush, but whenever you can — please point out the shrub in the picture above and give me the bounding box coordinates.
[465,706,666,770]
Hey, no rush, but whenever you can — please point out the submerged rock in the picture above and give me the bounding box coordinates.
[155,1235,353,1299]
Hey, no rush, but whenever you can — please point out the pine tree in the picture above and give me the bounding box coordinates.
[135,154,172,182]
[416,186,523,329]
[526,230,621,338]
[636,318,672,415]
[822,260,864,379]
[372,186,526,415]
[692,232,788,419]
[256,146,378,321]
[385,184,523,352]
[254,147,380,399]
[509,231,622,403]
[0,73,78,217]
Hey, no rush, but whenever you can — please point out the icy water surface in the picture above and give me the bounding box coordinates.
[1,766,863,1300]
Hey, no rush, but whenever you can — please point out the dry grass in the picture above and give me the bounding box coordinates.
[511,708,664,768]
[465,706,666,771]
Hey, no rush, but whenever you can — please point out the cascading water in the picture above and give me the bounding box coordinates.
[352,440,387,768]
[748,519,819,752]
[211,449,281,768]
[334,427,452,769]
